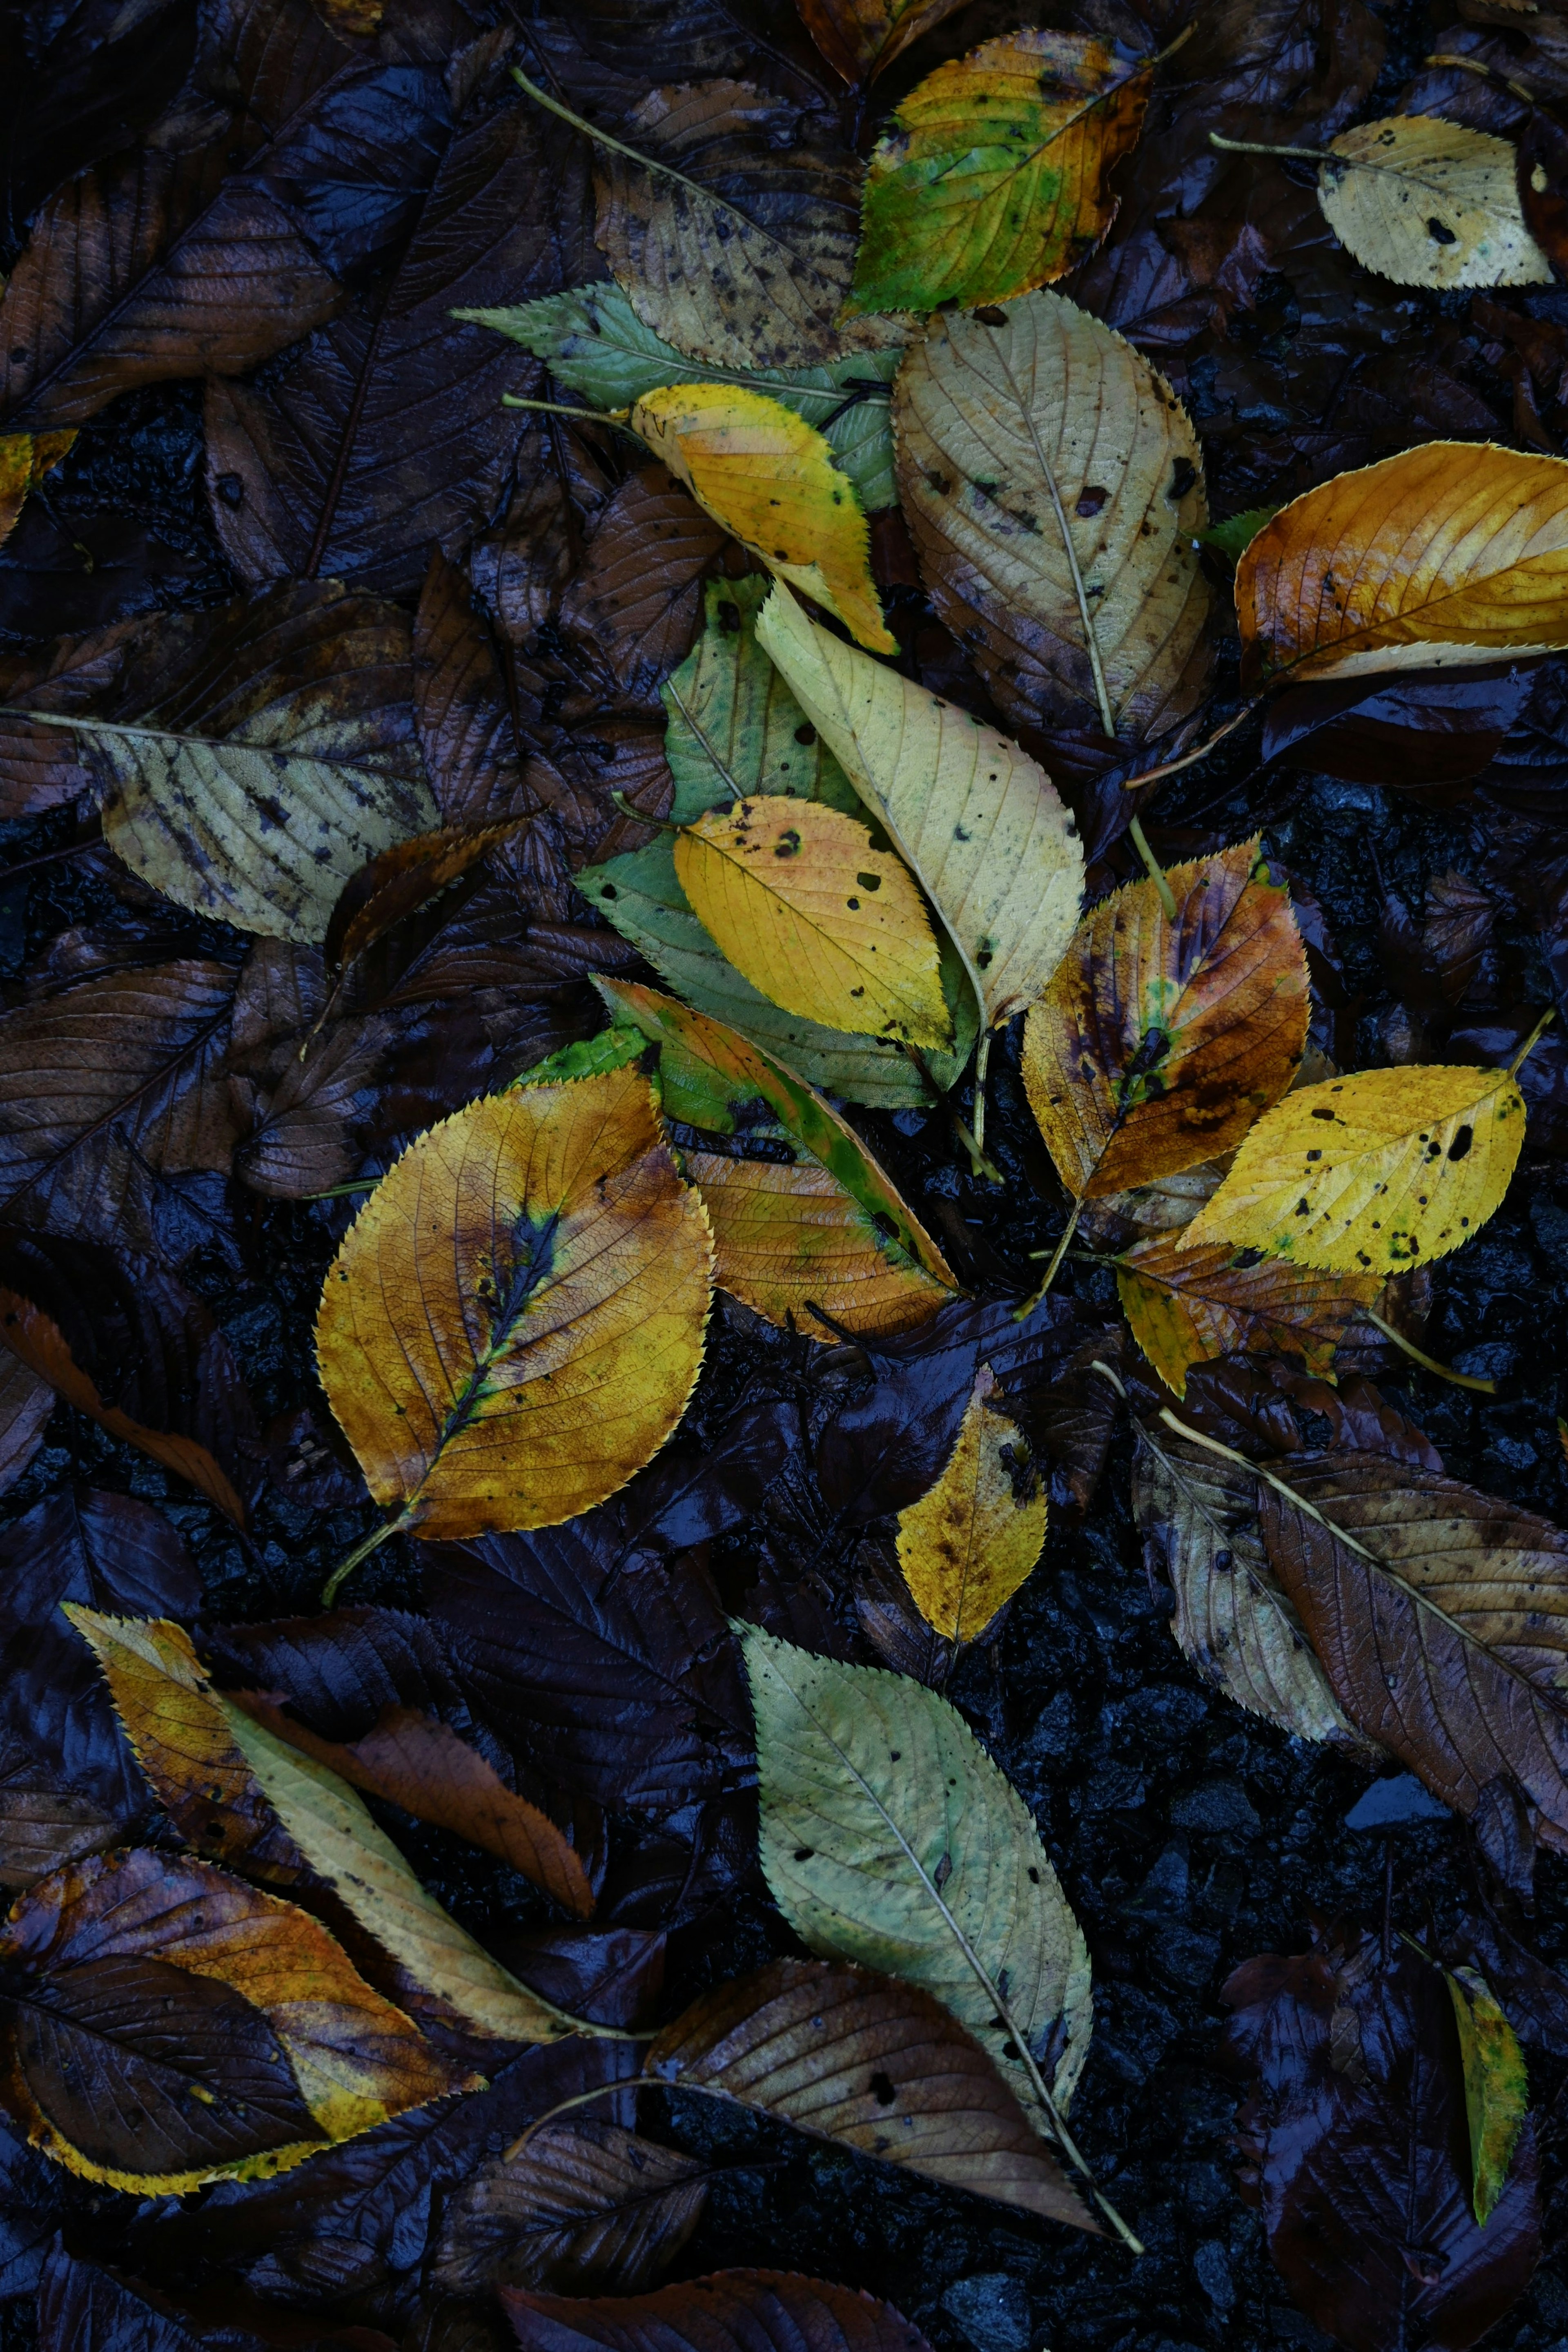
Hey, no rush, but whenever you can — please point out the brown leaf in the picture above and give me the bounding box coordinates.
[323,821,536,980]
[557,469,729,711]
[0,1348,53,1500]
[1118,1231,1380,1398]
[0,1738,119,1888]
[433,2120,706,2295]
[646,1957,1094,2228]
[229,1696,596,1918]
[413,555,534,825]
[791,0,973,85]
[502,2270,933,2352]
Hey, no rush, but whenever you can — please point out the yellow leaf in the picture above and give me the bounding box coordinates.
[1237,441,1568,688]
[673,795,951,1050]
[1116,1232,1381,1398]
[1447,1963,1529,2226]
[755,584,1083,1026]
[1182,1062,1527,1274]
[1314,117,1550,291]
[630,385,895,653]
[316,1066,713,1539]
[0,430,73,553]
[1022,840,1310,1198]
[897,1365,1047,1642]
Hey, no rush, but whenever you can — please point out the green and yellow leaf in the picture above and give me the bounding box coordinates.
[1447,1962,1529,2225]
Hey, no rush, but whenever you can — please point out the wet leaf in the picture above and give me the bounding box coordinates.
[598,979,956,1335]
[462,285,901,509]
[630,388,891,655]
[675,797,949,1048]
[433,2120,706,2294]
[1448,1963,1529,2225]
[755,582,1083,1026]
[1184,1059,1527,1272]
[791,0,972,84]
[0,1844,459,2191]
[324,820,533,979]
[0,1350,53,1500]
[502,2269,933,2352]
[648,1955,1091,2225]
[1022,840,1310,1198]
[1118,1232,1381,1396]
[849,33,1152,316]
[1199,505,1280,563]
[1237,442,1568,687]
[1309,117,1551,290]
[36,2245,403,2352]
[893,291,1213,740]
[744,1626,1094,2126]
[895,1364,1045,1642]
[0,433,74,554]
[1222,1922,1539,2352]
[315,1066,713,1541]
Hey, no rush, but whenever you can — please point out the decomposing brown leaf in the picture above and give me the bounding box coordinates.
[434,2120,706,2295]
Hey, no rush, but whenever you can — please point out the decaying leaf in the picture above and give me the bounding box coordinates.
[1223,1923,1539,2352]
[595,982,956,1335]
[1131,1428,1374,1750]
[434,2120,707,2295]
[316,1066,713,1541]
[756,583,1083,1026]
[793,0,973,84]
[1022,840,1310,1198]
[323,818,532,980]
[744,1626,1094,2126]
[1184,1059,1527,1272]
[0,1844,460,2192]
[893,291,1213,740]
[629,388,893,654]
[1448,1964,1530,2227]
[1236,442,1568,687]
[463,285,902,509]
[1118,1231,1381,1395]
[503,2270,935,2352]
[895,1364,1045,1642]
[674,796,951,1049]
[0,431,74,552]
[647,1956,1092,2226]
[1309,117,1552,290]
[850,32,1153,315]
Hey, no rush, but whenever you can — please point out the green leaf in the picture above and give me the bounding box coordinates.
[664,578,863,823]
[1447,1963,1529,2225]
[1198,506,1281,565]
[741,1625,1093,2127]
[514,1026,648,1088]
[457,284,901,509]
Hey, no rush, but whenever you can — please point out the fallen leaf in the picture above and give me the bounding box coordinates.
[663,578,864,823]
[648,1955,1092,2226]
[0,1350,53,1500]
[324,820,534,980]
[1022,839,1310,1198]
[1183,1059,1527,1272]
[1448,1962,1529,2225]
[433,2120,706,2294]
[895,1364,1045,1642]
[791,0,972,83]
[893,291,1213,740]
[68,1610,589,2049]
[1222,1922,1539,2352]
[0,432,74,554]
[503,2269,933,2352]
[744,1626,1094,2128]
[0,1744,118,1890]
[586,78,910,372]
[1131,1425,1376,1750]
[674,796,951,1048]
[630,388,892,655]
[849,32,1152,315]
[461,285,901,509]
[556,466,730,710]
[1118,1232,1381,1395]
[755,582,1083,1026]
[35,2245,402,2352]
[1308,116,1552,289]
[0,1844,460,2191]
[316,1066,713,1541]
[597,980,957,1335]
[1236,442,1568,687]
[229,1697,595,1919]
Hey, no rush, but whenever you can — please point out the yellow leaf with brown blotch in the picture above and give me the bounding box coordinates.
[315,1066,713,1540]
[629,386,895,654]
[896,1365,1047,1643]
[1116,1232,1382,1398]
[1022,840,1310,1199]
[1236,442,1568,690]
[1314,118,1550,292]
[0,430,73,552]
[1182,1061,1528,1274]
[674,796,951,1050]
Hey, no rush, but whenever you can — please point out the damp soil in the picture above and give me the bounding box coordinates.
[5,9,1568,2352]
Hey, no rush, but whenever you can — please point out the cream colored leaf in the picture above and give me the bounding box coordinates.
[896,1364,1047,1642]
[755,583,1082,1024]
[893,290,1213,742]
[1316,116,1550,290]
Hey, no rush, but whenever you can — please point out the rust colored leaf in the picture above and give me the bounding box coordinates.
[1118,1231,1380,1397]
[434,2120,706,2295]
[791,0,973,84]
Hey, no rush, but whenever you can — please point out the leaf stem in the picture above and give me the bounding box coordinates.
[1150,18,1198,67]
[1208,132,1331,162]
[500,394,639,436]
[1363,1307,1497,1394]
[972,1029,991,1156]
[511,69,766,247]
[1013,1197,1083,1320]
[1120,700,1258,792]
[1127,815,1178,920]
[321,1513,406,1607]
[0,829,104,878]
[1507,1004,1555,1079]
